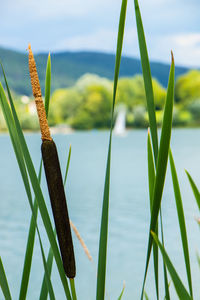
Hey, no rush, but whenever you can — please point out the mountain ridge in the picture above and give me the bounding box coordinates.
[0,46,190,95]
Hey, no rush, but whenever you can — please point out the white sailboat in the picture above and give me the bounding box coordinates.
[113,109,127,136]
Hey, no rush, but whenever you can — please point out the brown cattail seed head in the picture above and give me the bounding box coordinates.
[28,44,52,141]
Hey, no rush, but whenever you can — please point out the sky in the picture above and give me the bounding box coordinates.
[1,0,200,67]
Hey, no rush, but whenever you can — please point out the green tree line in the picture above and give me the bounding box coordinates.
[1,70,200,131]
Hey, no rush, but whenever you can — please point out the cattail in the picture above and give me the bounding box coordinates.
[28,44,76,278]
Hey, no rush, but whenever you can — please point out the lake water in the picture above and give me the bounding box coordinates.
[0,129,200,299]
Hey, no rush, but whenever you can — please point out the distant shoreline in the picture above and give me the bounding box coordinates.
[1,126,200,136]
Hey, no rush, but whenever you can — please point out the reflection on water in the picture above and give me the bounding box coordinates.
[0,129,200,299]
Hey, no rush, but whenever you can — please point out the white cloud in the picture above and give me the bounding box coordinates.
[171,33,200,67]
[174,33,200,47]
[52,28,200,68]
[1,0,200,67]
[52,29,117,52]
[146,33,200,67]
[51,27,139,55]
[2,0,122,21]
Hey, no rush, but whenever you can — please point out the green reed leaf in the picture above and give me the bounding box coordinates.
[141,53,174,299]
[96,1,127,299]
[164,281,171,300]
[196,253,200,269]
[19,161,42,300]
[169,150,193,298]
[147,130,159,299]
[0,257,12,300]
[186,170,200,211]
[160,216,170,300]
[39,231,55,300]
[38,235,56,300]
[1,65,39,299]
[134,1,170,297]
[117,282,125,300]
[134,0,158,162]
[144,291,149,300]
[45,53,51,118]
[64,145,72,186]
[147,129,155,208]
[151,232,191,300]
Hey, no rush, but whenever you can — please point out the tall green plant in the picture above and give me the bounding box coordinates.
[141,53,175,298]
[0,257,12,300]
[134,0,158,162]
[133,0,172,298]
[169,150,193,298]
[0,58,72,299]
[19,53,51,300]
[96,1,128,299]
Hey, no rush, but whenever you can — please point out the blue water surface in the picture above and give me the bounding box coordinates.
[0,129,200,299]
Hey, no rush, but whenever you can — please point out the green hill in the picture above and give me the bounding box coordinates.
[0,46,190,95]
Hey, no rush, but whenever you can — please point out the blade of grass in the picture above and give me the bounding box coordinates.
[147,129,159,299]
[39,239,54,300]
[144,291,149,300]
[0,83,72,300]
[39,145,72,300]
[37,234,56,300]
[111,0,128,114]
[19,161,42,300]
[64,145,72,186]
[160,214,170,300]
[186,171,200,211]
[0,71,40,298]
[0,257,12,300]
[149,131,170,300]
[44,53,51,117]
[196,253,200,269]
[147,129,155,207]
[0,69,32,205]
[151,232,191,300]
[117,282,125,300]
[134,0,171,296]
[134,0,158,162]
[164,282,171,300]
[0,84,56,300]
[141,53,175,299]
[169,150,193,298]
[96,1,127,299]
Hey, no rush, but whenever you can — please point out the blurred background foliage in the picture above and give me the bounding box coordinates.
[3,70,200,131]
